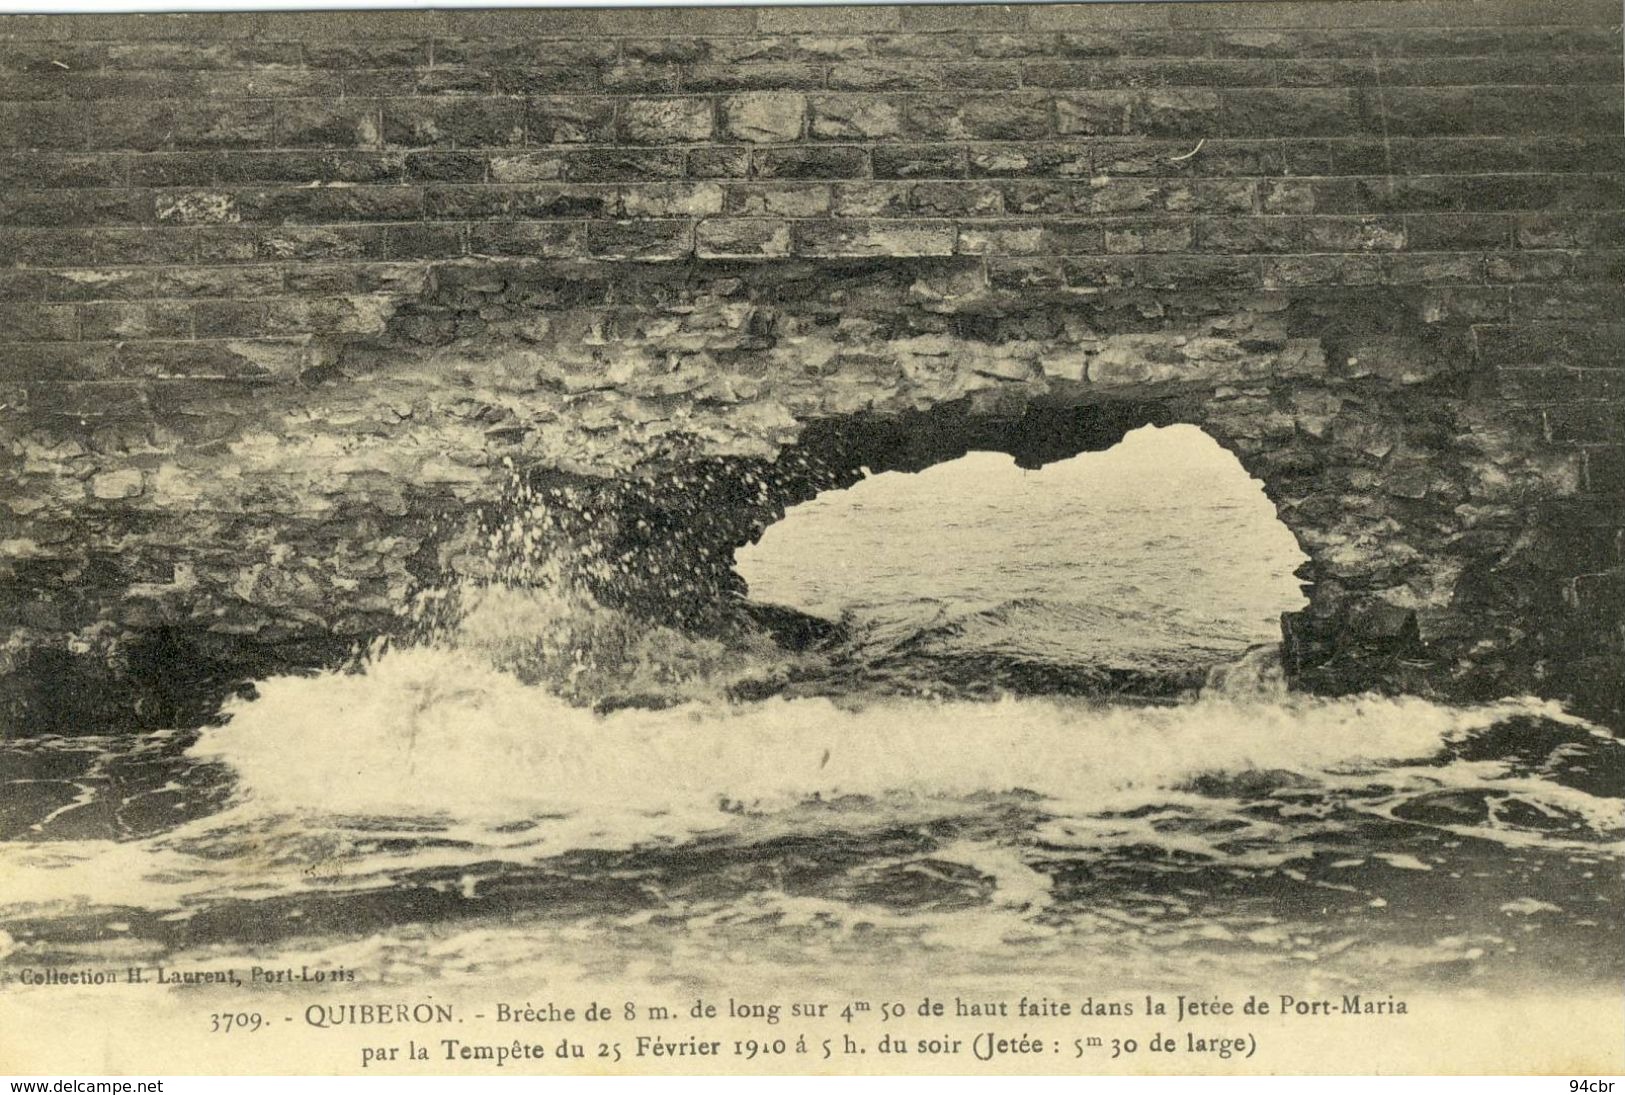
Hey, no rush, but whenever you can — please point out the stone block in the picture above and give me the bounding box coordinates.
[0,153,125,188]
[903,94,1050,141]
[1486,252,1572,283]
[81,301,192,340]
[1101,137,1285,178]
[1104,220,1195,253]
[1382,253,1484,285]
[808,95,904,140]
[381,98,524,148]
[793,220,956,257]
[1302,216,1407,252]
[1054,91,1134,136]
[724,183,831,217]
[696,218,793,258]
[1510,285,1625,323]
[1062,256,1138,288]
[621,182,723,218]
[512,186,618,219]
[1405,213,1515,251]
[721,91,806,143]
[525,98,616,145]
[585,220,692,261]
[617,98,714,144]
[1476,85,1623,137]
[85,100,277,151]
[969,143,1091,180]
[13,201,109,256]
[687,64,823,93]
[752,146,869,180]
[0,102,86,151]
[757,6,901,33]
[565,149,685,181]
[405,152,488,183]
[1194,216,1306,253]
[872,144,965,179]
[386,223,465,260]
[686,148,751,178]
[1138,254,1260,289]
[988,257,1066,289]
[1223,88,1375,136]
[236,185,425,223]
[489,152,566,183]
[1260,254,1383,287]
[0,302,78,340]
[468,222,580,258]
[958,221,1103,255]
[434,37,614,67]
[911,182,1003,217]
[490,65,596,96]
[1516,213,1625,250]
[830,181,911,217]
[302,39,429,68]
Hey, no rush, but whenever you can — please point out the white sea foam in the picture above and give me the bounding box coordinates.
[188,645,1601,844]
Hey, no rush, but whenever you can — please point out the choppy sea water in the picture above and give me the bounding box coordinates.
[1,427,1621,1005]
[736,425,1311,697]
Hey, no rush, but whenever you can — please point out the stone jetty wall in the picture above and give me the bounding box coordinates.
[0,1,1621,729]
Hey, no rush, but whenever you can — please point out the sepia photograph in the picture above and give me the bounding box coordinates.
[0,0,1620,1078]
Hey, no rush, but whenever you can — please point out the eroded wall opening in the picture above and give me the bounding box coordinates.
[731,424,1308,700]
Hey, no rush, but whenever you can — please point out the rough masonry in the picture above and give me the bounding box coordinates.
[1,1,1621,731]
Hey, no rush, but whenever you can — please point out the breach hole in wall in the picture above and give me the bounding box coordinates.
[734,424,1310,701]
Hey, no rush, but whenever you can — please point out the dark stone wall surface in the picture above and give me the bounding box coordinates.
[0,2,1621,730]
